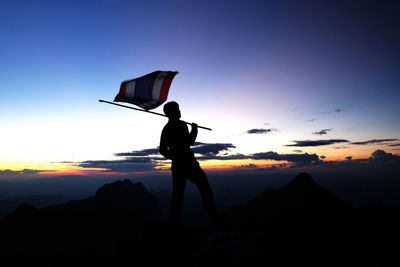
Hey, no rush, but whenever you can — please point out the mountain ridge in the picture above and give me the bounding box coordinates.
[1,173,399,266]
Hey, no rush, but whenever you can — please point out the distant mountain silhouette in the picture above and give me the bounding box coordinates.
[1,174,399,266]
[225,172,355,229]
[3,179,164,224]
[40,179,163,220]
[0,194,70,219]
[2,203,40,223]
[0,179,166,266]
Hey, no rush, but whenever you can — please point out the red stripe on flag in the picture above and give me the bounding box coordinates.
[114,82,127,101]
[159,72,177,103]
[120,82,127,97]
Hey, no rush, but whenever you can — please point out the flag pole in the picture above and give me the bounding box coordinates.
[99,100,212,131]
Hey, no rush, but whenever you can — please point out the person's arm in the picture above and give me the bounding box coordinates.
[188,123,198,146]
[159,129,173,159]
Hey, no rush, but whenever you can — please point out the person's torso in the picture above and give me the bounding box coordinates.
[163,120,195,164]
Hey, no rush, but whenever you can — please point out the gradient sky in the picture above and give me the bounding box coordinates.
[1,0,399,176]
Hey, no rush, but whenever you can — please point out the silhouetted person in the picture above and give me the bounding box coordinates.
[159,101,219,233]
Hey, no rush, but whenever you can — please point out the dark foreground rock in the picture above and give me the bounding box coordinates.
[1,174,399,266]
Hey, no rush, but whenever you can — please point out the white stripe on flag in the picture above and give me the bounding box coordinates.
[152,72,169,102]
[125,80,136,98]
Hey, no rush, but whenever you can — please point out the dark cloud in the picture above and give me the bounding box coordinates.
[76,140,325,171]
[240,163,257,169]
[114,142,237,159]
[194,150,324,167]
[302,150,400,170]
[195,149,323,167]
[0,169,43,176]
[307,119,316,122]
[369,150,400,162]
[321,108,344,114]
[71,139,400,174]
[312,128,333,135]
[286,139,349,147]
[78,158,158,172]
[77,142,238,172]
[293,150,302,153]
[192,142,235,155]
[80,157,154,165]
[246,128,277,134]
[114,148,159,157]
[388,143,400,147]
[79,139,400,171]
[351,139,398,145]
[77,146,164,172]
[196,153,247,161]
[250,151,321,167]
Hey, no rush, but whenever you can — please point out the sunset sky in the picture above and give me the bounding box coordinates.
[1,0,399,177]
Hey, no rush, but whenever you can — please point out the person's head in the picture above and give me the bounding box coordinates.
[163,101,181,119]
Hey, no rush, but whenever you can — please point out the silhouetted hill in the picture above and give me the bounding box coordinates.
[1,174,399,266]
[40,180,163,220]
[0,194,70,219]
[0,180,166,266]
[2,203,40,223]
[225,172,355,229]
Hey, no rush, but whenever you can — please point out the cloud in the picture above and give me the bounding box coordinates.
[321,108,344,114]
[195,149,323,167]
[70,140,400,174]
[250,151,321,167]
[286,139,349,147]
[318,150,400,169]
[114,148,159,157]
[78,147,165,172]
[80,157,155,165]
[80,139,400,172]
[307,119,316,122]
[240,163,257,169]
[192,142,236,155]
[388,143,400,147]
[246,128,277,134]
[76,142,238,172]
[312,128,333,135]
[351,139,398,145]
[196,153,247,161]
[0,169,44,176]
[78,158,159,172]
[76,140,325,171]
[193,145,323,167]
[113,142,237,159]
[369,150,400,162]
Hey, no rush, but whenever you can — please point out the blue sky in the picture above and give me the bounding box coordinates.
[0,0,399,174]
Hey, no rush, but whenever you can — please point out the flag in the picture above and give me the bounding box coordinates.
[114,70,178,110]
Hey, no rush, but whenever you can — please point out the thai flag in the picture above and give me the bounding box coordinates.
[114,71,178,110]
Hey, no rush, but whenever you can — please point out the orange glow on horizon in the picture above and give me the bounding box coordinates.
[199,159,287,169]
[1,149,391,176]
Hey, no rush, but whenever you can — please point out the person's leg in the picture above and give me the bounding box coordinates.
[170,169,187,232]
[189,164,220,226]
